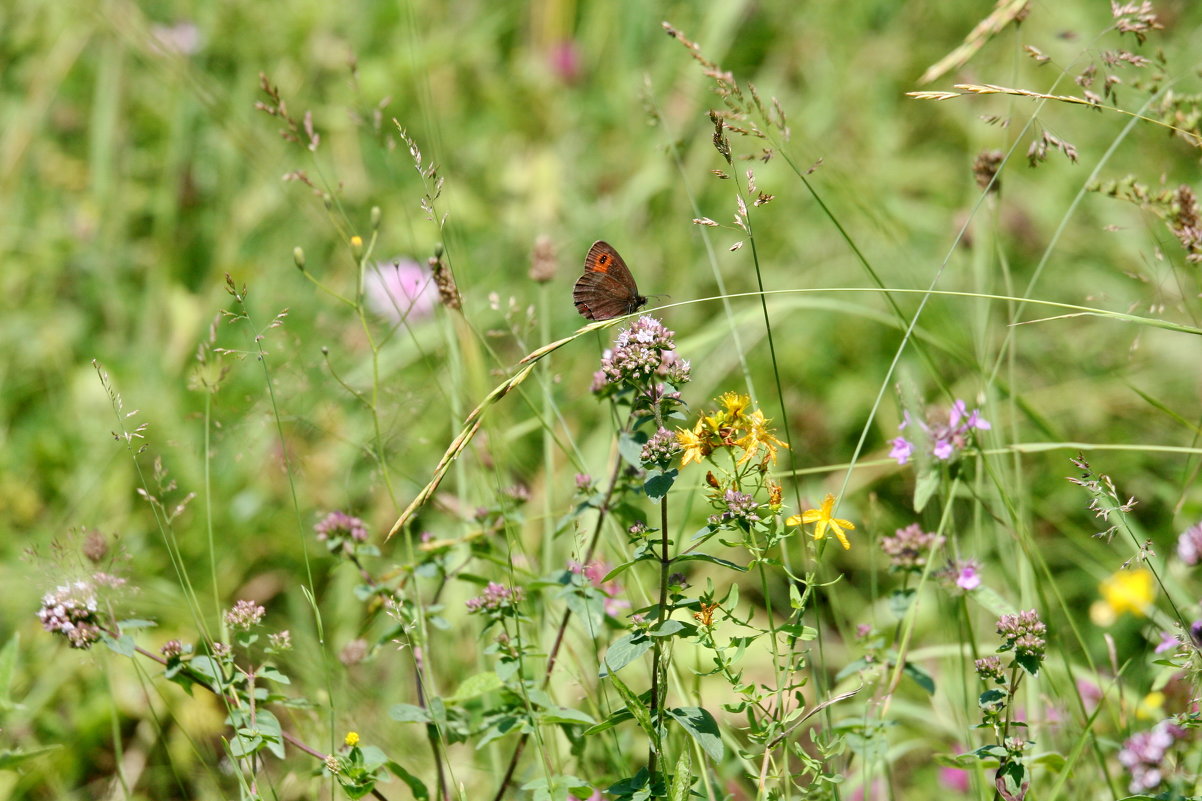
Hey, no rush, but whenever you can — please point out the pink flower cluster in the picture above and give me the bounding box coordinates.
[890,400,990,465]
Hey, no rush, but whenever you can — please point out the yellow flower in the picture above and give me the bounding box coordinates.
[693,602,719,627]
[719,392,751,423]
[1089,567,1154,625]
[676,421,710,468]
[735,408,788,466]
[787,493,856,550]
[344,731,360,747]
[1136,691,1165,720]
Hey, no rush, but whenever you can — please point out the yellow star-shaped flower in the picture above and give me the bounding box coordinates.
[734,409,787,466]
[676,420,710,468]
[719,392,751,424]
[786,493,855,550]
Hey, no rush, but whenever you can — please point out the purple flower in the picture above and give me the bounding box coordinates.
[641,427,681,468]
[938,558,982,593]
[225,599,266,631]
[1176,521,1202,566]
[708,489,762,527]
[465,582,524,613]
[889,437,913,465]
[1155,631,1179,654]
[38,581,104,649]
[1118,720,1185,793]
[955,561,982,591]
[548,40,582,84]
[938,765,970,792]
[568,560,630,617]
[315,511,368,554]
[996,609,1047,662]
[891,400,990,465]
[593,317,690,393]
[366,258,437,322]
[975,655,1005,684]
[880,523,944,570]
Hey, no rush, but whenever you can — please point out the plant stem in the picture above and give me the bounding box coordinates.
[490,417,631,801]
[647,496,671,779]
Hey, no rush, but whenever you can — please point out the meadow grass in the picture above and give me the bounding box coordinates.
[4,1,1202,799]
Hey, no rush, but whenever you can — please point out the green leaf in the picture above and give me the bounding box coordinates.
[104,634,135,657]
[476,715,526,749]
[254,710,285,759]
[968,585,1012,616]
[648,620,693,638]
[933,751,978,768]
[189,656,224,683]
[724,582,740,610]
[788,583,803,610]
[228,730,262,758]
[995,760,1028,801]
[0,745,61,769]
[644,469,678,501]
[978,689,1007,711]
[521,774,593,801]
[1030,751,1066,771]
[581,707,634,737]
[450,671,503,702]
[390,703,432,723]
[116,618,157,630]
[671,553,747,572]
[618,431,646,468]
[258,666,291,685]
[1015,651,1042,676]
[606,662,655,740]
[778,623,817,641]
[913,467,939,513]
[836,657,872,682]
[971,743,1007,764]
[537,707,597,726]
[666,706,723,761]
[668,749,693,801]
[599,632,652,677]
[602,556,655,583]
[902,661,935,694]
[386,761,430,800]
[357,745,389,771]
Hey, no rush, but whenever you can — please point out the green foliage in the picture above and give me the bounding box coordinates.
[8,0,1202,798]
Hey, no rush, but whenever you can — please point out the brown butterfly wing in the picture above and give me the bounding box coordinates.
[573,241,648,321]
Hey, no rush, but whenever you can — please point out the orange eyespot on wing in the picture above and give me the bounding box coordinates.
[573,241,647,321]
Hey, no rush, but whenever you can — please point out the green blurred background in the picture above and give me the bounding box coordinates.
[3,0,1202,797]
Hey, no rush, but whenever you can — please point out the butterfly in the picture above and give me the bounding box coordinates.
[573,241,648,321]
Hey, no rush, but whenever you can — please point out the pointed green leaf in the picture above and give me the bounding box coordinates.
[390,703,432,723]
[902,661,936,694]
[671,553,746,572]
[666,706,723,761]
[644,469,678,502]
[599,632,652,677]
[913,468,939,513]
[668,749,693,801]
[606,661,654,740]
[386,761,430,800]
[450,671,503,702]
